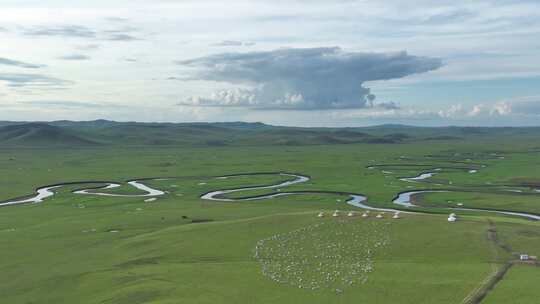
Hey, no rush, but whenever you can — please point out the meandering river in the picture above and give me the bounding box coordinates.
[1,172,538,221]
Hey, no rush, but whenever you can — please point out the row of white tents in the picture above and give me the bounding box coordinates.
[318,210,401,219]
[317,210,460,222]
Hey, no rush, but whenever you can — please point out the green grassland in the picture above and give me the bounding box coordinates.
[1,122,539,303]
[481,219,540,304]
[416,191,540,214]
[483,265,538,304]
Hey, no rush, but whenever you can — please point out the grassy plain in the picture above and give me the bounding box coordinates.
[1,131,539,303]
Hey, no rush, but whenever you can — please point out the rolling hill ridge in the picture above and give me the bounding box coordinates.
[0,120,539,147]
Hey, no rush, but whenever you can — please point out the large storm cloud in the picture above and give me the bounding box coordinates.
[177,47,442,110]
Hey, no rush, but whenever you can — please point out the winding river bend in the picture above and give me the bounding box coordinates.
[0,179,167,207]
[386,166,540,220]
[201,173,404,213]
[392,190,540,221]
[1,172,539,221]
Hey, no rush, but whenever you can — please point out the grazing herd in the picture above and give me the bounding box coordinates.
[254,219,392,293]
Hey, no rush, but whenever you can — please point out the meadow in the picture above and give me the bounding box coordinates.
[1,124,539,304]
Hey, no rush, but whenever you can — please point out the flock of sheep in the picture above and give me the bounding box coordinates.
[254,219,392,293]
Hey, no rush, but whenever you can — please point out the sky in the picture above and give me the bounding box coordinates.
[1,0,540,127]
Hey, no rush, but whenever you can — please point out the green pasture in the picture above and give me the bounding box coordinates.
[1,138,539,303]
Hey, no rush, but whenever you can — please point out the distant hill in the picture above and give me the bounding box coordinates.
[0,120,538,148]
[0,123,99,147]
[49,119,119,129]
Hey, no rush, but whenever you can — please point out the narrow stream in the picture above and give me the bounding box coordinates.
[399,172,437,183]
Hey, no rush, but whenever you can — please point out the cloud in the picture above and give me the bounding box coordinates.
[75,44,100,51]
[103,27,141,41]
[376,101,400,110]
[0,73,71,88]
[23,25,96,38]
[105,33,140,41]
[177,47,442,110]
[180,88,257,107]
[213,40,256,47]
[491,102,512,116]
[213,40,243,47]
[180,88,401,110]
[20,100,122,109]
[57,54,91,61]
[437,104,468,118]
[334,96,540,126]
[0,57,45,69]
[21,25,141,41]
[104,17,130,23]
[437,97,540,119]
[505,96,540,115]
[483,96,540,116]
